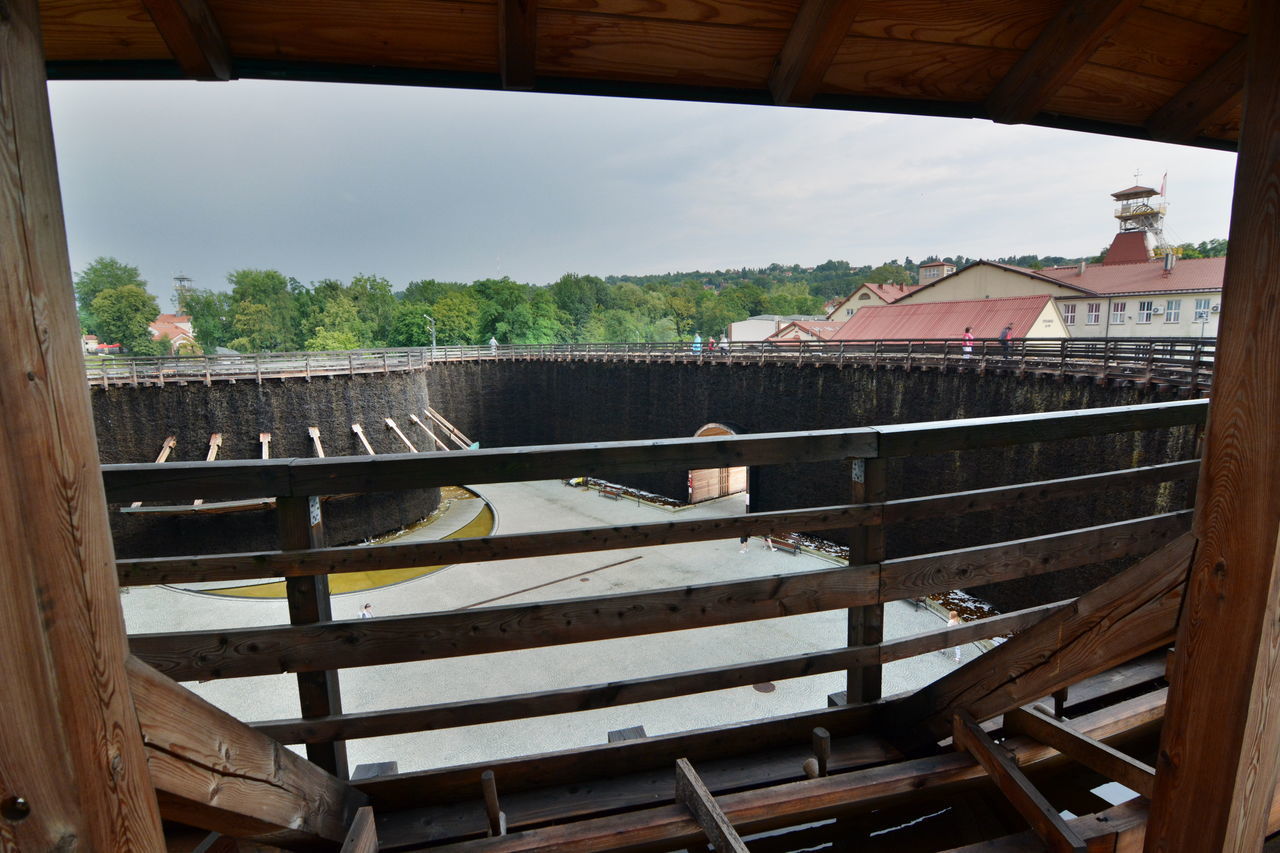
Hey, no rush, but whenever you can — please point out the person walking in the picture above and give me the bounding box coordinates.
[489,336,498,354]
[961,326,974,359]
[944,610,962,662]
[692,333,702,354]
[998,324,1014,356]
[359,603,374,619]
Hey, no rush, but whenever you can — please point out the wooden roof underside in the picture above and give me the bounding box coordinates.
[41,0,1243,150]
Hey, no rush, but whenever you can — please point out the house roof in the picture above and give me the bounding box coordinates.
[37,1,1243,151]
[1102,231,1153,264]
[829,295,1052,341]
[860,282,925,304]
[1038,256,1226,296]
[766,320,845,340]
[1112,185,1159,198]
[918,261,954,268]
[149,313,194,342]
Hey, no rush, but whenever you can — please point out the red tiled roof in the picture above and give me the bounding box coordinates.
[1102,231,1151,264]
[1038,256,1224,295]
[861,282,924,303]
[829,295,1052,341]
[767,320,845,340]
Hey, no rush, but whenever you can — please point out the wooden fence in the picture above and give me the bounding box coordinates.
[109,397,1208,780]
[86,337,1216,390]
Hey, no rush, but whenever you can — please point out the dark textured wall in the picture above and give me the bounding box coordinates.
[92,361,1194,606]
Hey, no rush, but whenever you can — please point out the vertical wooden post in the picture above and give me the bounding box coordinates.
[846,456,885,702]
[0,0,166,846]
[277,496,349,779]
[1145,4,1280,850]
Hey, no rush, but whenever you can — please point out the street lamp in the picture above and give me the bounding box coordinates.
[423,314,437,358]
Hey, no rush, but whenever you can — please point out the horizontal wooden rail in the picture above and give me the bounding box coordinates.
[102,399,1206,503]
[129,511,1188,682]
[253,600,1067,745]
[117,459,1198,587]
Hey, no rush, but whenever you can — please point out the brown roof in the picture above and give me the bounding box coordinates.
[861,282,925,303]
[1102,231,1153,264]
[1112,185,1159,198]
[149,314,195,343]
[1039,256,1225,296]
[38,1,1243,150]
[829,295,1052,341]
[766,320,845,340]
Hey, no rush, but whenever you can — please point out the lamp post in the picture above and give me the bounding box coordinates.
[423,314,437,358]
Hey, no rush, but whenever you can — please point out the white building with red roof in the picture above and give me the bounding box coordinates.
[148,313,198,353]
[827,294,1066,342]
[825,281,924,322]
[764,319,846,342]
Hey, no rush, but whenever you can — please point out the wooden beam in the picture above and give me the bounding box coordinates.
[1146,38,1245,143]
[886,531,1194,748]
[986,0,1145,124]
[768,0,864,106]
[675,758,749,853]
[1003,706,1155,798]
[127,656,365,846]
[259,431,271,459]
[499,0,538,90]
[409,413,450,451]
[308,425,326,458]
[133,435,177,506]
[352,423,375,455]
[846,457,885,702]
[952,710,1087,853]
[1146,4,1280,850]
[0,1,166,847]
[340,806,379,853]
[137,0,233,80]
[384,417,417,453]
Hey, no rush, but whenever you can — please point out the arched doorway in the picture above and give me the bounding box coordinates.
[689,422,748,504]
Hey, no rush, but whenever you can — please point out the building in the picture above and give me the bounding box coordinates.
[917,259,957,283]
[727,313,827,342]
[148,313,198,353]
[827,294,1065,341]
[824,281,924,322]
[763,319,845,342]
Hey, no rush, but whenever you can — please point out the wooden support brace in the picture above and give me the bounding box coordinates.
[308,425,326,458]
[952,710,1087,853]
[259,431,271,460]
[133,435,176,506]
[427,407,474,448]
[409,413,450,451]
[352,423,376,455]
[1003,705,1155,798]
[138,0,232,80]
[768,0,865,105]
[192,433,221,505]
[340,805,379,853]
[482,770,507,837]
[384,418,418,453]
[674,758,750,853]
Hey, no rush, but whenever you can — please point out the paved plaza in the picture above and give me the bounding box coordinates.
[122,481,981,774]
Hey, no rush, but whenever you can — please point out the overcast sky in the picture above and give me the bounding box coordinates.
[48,79,1238,310]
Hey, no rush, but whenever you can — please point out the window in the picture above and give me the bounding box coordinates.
[1111,301,1127,324]
[1194,297,1211,321]
[1086,302,1101,325]
[1165,299,1181,322]
[1061,303,1077,325]
[1137,300,1154,323]
[845,308,854,316]
[858,292,871,300]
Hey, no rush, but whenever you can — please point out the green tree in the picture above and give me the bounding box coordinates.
[74,257,147,333]
[551,273,607,339]
[761,282,822,315]
[228,269,299,351]
[433,291,484,344]
[306,294,371,350]
[176,287,235,351]
[400,279,463,304]
[90,284,159,352]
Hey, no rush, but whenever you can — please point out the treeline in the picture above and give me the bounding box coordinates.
[74,241,1227,354]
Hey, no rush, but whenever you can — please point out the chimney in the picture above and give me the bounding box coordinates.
[1163,252,1176,277]
[1077,261,1086,276]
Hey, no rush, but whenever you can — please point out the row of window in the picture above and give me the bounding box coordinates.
[1061,298,1212,326]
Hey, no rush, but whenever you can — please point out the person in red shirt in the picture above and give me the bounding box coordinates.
[961,326,974,358]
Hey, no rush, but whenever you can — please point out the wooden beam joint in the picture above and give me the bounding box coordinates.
[138,0,233,81]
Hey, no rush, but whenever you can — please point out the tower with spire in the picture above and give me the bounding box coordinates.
[1105,172,1170,264]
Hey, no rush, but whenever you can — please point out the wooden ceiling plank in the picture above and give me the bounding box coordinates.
[768,0,866,105]
[138,0,233,81]
[500,0,540,89]
[986,0,1144,125]
[1146,37,1245,142]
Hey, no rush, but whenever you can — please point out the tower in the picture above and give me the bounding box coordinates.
[1105,179,1170,264]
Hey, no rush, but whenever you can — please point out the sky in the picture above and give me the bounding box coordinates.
[48,79,1239,311]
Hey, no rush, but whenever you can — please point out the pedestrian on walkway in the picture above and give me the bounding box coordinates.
[945,610,962,662]
[999,324,1014,356]
[359,602,374,619]
[962,326,974,358]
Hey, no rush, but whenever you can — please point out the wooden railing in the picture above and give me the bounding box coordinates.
[85,337,1217,389]
[110,398,1208,779]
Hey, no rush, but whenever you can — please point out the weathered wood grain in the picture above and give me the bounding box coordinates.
[986,0,1144,124]
[953,709,1087,853]
[1146,5,1280,850]
[130,562,879,680]
[0,3,166,848]
[340,806,379,853]
[847,457,885,702]
[127,656,366,846]
[1003,706,1155,798]
[1146,37,1244,142]
[500,0,538,88]
[885,532,1194,748]
[768,0,864,104]
[138,0,233,79]
[675,758,749,853]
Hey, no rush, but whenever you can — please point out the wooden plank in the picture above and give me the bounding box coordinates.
[409,413,450,451]
[133,435,177,506]
[308,425,325,458]
[340,806,379,853]
[278,495,348,780]
[1146,38,1245,142]
[1146,6,1280,850]
[127,656,365,846]
[427,406,474,447]
[384,417,417,453]
[1003,706,1155,798]
[879,511,1191,601]
[768,0,865,105]
[846,457,885,702]
[499,0,538,89]
[254,599,1061,745]
[352,423,375,455]
[0,2,166,847]
[886,532,1195,749]
[952,709,1087,853]
[941,801,1149,853]
[117,462,1198,587]
[674,758,749,853]
[986,0,1144,124]
[191,432,222,506]
[130,562,880,681]
[259,431,271,459]
[137,0,233,80]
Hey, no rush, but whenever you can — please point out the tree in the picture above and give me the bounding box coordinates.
[347,274,397,345]
[90,284,158,352]
[228,269,299,351]
[761,282,822,315]
[433,291,484,344]
[74,257,147,333]
[305,294,371,350]
[176,287,235,351]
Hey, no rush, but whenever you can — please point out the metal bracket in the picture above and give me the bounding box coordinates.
[851,458,865,483]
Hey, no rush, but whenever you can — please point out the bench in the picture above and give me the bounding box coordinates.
[599,488,621,500]
[770,538,801,556]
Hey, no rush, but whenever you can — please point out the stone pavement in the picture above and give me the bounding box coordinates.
[122,480,985,774]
